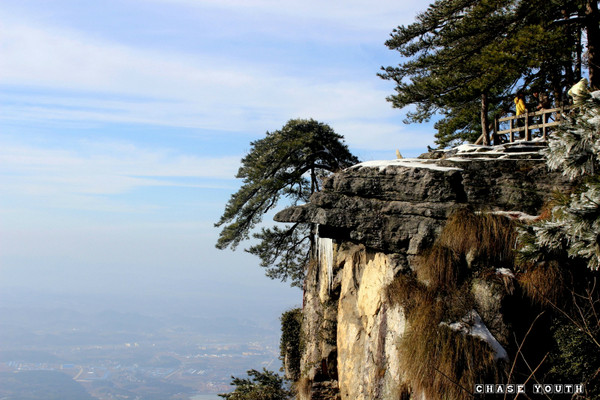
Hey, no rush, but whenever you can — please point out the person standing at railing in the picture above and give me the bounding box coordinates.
[514,91,526,116]
[533,91,551,113]
[533,91,552,135]
[514,91,526,134]
[568,78,590,106]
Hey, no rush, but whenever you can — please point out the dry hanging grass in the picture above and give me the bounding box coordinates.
[387,209,517,399]
[518,261,564,305]
[388,274,504,400]
[399,324,504,400]
[415,209,517,292]
[438,208,517,268]
[416,244,462,291]
[295,377,312,399]
[386,273,432,318]
[393,281,505,400]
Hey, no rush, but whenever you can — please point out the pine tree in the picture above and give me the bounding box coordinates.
[380,0,599,148]
[215,119,359,287]
[219,369,293,400]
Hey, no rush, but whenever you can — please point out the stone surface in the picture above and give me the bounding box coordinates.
[336,244,407,400]
[276,152,571,256]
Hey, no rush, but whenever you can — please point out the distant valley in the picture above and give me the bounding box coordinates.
[0,292,287,400]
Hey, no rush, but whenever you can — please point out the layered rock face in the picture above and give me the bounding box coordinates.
[275,144,572,400]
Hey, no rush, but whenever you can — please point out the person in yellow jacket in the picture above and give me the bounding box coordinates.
[514,91,526,132]
[514,91,526,116]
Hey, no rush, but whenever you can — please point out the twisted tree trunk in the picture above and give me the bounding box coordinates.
[481,92,490,146]
[586,0,600,89]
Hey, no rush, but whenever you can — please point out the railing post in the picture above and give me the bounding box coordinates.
[492,115,499,145]
[558,106,564,121]
[486,106,566,146]
[542,110,547,140]
[510,116,515,142]
[525,111,530,141]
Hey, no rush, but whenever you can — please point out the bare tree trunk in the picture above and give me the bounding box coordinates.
[586,0,600,89]
[552,80,563,107]
[576,27,583,80]
[310,167,318,259]
[481,92,490,146]
[564,10,576,90]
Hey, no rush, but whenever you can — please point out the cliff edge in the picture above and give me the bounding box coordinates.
[275,142,573,400]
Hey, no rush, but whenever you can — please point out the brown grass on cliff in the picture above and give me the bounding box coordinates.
[400,321,504,400]
[388,274,503,399]
[295,377,311,399]
[416,244,461,291]
[438,208,517,266]
[415,209,517,292]
[518,261,564,305]
[386,273,431,316]
[390,279,505,400]
[387,209,516,399]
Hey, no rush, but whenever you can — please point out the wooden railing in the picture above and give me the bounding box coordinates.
[475,106,572,145]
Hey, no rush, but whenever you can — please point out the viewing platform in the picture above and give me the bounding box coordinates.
[475,106,572,146]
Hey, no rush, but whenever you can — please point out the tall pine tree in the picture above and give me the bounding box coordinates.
[380,0,600,148]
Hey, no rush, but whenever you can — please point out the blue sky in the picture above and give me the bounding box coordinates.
[0,1,433,320]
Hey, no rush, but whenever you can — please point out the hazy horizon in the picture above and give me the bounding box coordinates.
[1,0,434,332]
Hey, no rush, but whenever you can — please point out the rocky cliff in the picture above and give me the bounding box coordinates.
[275,142,573,400]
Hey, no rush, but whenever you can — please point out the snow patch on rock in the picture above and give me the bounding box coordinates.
[442,310,508,361]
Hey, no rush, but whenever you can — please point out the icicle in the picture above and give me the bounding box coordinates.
[316,232,334,292]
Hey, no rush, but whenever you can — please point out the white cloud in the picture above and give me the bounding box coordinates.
[0,1,435,217]
[0,12,421,147]
[0,21,256,98]
[334,121,434,152]
[0,140,240,198]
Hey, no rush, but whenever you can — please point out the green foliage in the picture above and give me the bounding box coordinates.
[380,0,595,147]
[219,369,293,400]
[215,119,358,287]
[433,104,485,148]
[548,320,600,395]
[247,223,310,286]
[280,308,303,381]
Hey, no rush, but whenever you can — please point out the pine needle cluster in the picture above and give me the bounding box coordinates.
[521,93,600,270]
